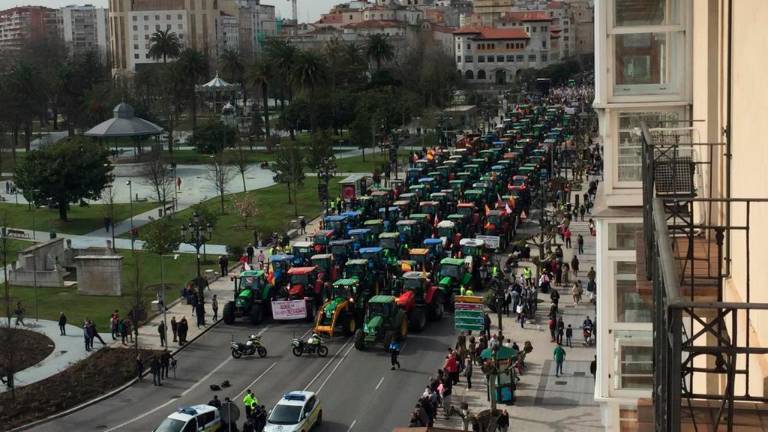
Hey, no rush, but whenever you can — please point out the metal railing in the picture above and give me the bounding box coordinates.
[641,124,768,431]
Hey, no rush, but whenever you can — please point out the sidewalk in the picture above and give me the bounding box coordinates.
[434,181,602,432]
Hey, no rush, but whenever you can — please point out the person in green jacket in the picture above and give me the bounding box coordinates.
[553,343,566,377]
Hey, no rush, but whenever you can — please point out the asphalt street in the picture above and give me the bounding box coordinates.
[28,313,456,432]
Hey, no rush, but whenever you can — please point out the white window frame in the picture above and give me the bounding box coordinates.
[606,0,690,102]
[613,330,653,393]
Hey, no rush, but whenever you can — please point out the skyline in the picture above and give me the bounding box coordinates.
[0,0,339,23]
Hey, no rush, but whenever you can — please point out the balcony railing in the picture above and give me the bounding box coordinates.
[641,124,768,431]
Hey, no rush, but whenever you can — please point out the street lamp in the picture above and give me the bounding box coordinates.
[181,212,213,302]
[106,185,116,252]
[126,180,134,251]
[159,254,179,332]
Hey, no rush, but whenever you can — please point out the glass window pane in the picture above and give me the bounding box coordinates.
[615,261,652,322]
[614,330,653,390]
[614,0,669,26]
[615,33,666,86]
[616,111,679,182]
[608,223,643,250]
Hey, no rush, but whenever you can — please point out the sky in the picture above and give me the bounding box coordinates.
[0,0,340,23]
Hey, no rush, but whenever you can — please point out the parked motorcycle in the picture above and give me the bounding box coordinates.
[291,334,329,357]
[231,334,268,359]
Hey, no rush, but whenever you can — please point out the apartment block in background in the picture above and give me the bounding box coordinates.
[60,5,110,60]
[0,6,61,52]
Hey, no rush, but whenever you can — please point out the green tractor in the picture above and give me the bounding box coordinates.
[223,270,273,325]
[354,295,408,351]
[438,257,471,307]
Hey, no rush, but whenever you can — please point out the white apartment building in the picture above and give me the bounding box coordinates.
[216,11,239,53]
[60,5,109,60]
[126,10,190,71]
[592,0,692,428]
[234,0,277,59]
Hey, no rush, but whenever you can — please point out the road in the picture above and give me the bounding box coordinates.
[29,314,456,432]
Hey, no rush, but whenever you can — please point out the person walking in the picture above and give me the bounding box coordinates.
[246,244,255,264]
[571,254,580,275]
[464,356,473,389]
[564,227,572,248]
[136,355,144,381]
[550,287,560,310]
[483,313,491,339]
[300,217,307,234]
[170,316,178,342]
[151,356,162,386]
[548,316,557,342]
[577,234,585,254]
[565,325,574,348]
[556,317,565,345]
[257,250,266,269]
[554,343,567,377]
[90,320,106,346]
[572,281,583,305]
[389,339,401,370]
[208,395,222,409]
[178,316,189,345]
[83,321,92,351]
[196,301,206,328]
[110,310,120,339]
[58,312,67,335]
[590,355,597,379]
[160,349,171,379]
[14,302,25,326]
[158,321,167,347]
[218,255,228,277]
[212,295,219,321]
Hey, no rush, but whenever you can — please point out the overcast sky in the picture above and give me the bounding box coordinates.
[0,0,339,22]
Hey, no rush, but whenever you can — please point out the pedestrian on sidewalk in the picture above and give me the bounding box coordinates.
[553,343,567,377]
[136,355,144,381]
[565,325,574,347]
[170,316,178,342]
[483,313,491,339]
[564,227,572,248]
[550,286,560,310]
[588,218,596,236]
[160,349,171,379]
[218,255,228,276]
[556,317,565,345]
[590,355,597,379]
[189,288,198,315]
[126,319,134,343]
[58,312,67,335]
[118,319,127,345]
[498,410,510,432]
[257,250,266,269]
[90,320,106,346]
[83,321,92,351]
[516,303,525,328]
[572,281,583,305]
[548,317,557,342]
[14,302,25,326]
[110,310,119,339]
[151,356,162,386]
[300,217,307,234]
[464,355,473,389]
[158,321,167,347]
[579,204,586,221]
[246,244,255,264]
[178,316,189,345]
[212,295,219,321]
[577,234,585,254]
[389,339,401,370]
[196,301,206,328]
[571,254,580,275]
[440,374,453,417]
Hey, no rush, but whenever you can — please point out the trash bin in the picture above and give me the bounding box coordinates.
[49,231,56,239]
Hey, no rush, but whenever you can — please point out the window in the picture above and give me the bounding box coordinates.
[608,223,642,250]
[144,34,149,40]
[542,40,546,48]
[155,15,160,20]
[478,56,485,63]
[132,16,137,21]
[541,54,548,62]
[614,0,677,26]
[564,36,570,41]
[528,54,536,62]
[464,55,473,63]
[178,14,183,20]
[456,56,462,63]
[143,15,148,21]
[614,261,651,322]
[464,70,474,79]
[178,24,183,30]
[133,34,138,40]
[516,55,524,61]
[133,25,137,31]
[541,26,547,32]
[531,27,536,32]
[506,55,514,62]
[133,43,139,49]
[613,330,653,390]
[134,53,139,59]
[144,25,149,30]
[466,43,471,49]
[156,24,161,30]
[617,111,679,182]
[564,27,569,33]
[477,70,486,80]
[166,14,171,20]
[496,55,504,62]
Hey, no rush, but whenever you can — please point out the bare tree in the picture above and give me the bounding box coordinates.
[141,158,175,214]
[232,141,250,193]
[207,154,236,214]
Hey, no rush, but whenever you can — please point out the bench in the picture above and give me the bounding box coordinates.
[6,229,29,239]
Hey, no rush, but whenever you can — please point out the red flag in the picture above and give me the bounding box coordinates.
[505,203,512,215]
[484,204,491,215]
[434,213,440,227]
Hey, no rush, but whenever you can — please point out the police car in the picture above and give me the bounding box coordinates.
[153,405,221,432]
[264,391,322,432]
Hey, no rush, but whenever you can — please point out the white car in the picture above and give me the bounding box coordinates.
[153,405,221,432]
[264,391,322,432]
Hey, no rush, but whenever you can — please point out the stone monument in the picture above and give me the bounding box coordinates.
[74,255,123,296]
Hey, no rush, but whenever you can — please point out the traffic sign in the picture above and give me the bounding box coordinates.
[455,300,485,331]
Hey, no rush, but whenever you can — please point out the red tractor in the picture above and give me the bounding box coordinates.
[394,271,445,332]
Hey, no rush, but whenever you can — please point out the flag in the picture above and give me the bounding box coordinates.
[484,204,491,215]
[434,213,440,227]
[505,203,513,215]
[520,210,527,220]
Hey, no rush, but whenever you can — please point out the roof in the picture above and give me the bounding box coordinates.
[359,246,383,253]
[403,271,427,279]
[287,266,317,275]
[348,228,372,235]
[201,73,234,88]
[369,295,396,304]
[279,391,315,406]
[333,278,359,286]
[346,259,369,266]
[343,20,405,29]
[453,27,529,40]
[459,239,485,247]
[270,254,294,262]
[441,257,465,265]
[169,404,218,421]
[329,239,353,245]
[379,232,399,238]
[502,11,551,22]
[364,219,384,225]
[240,270,265,277]
[409,248,429,255]
[84,103,164,138]
[423,238,443,245]
[293,241,313,248]
[437,221,455,228]
[311,253,333,259]
[397,220,417,225]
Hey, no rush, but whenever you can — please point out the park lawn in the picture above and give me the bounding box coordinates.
[0,201,157,235]
[8,250,201,332]
[335,149,411,173]
[129,177,341,248]
[2,238,35,257]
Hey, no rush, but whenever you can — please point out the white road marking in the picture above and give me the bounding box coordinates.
[303,338,352,391]
[234,362,278,399]
[347,419,357,431]
[103,397,179,432]
[375,376,384,390]
[315,343,355,393]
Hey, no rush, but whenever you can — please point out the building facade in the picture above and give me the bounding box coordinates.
[234,0,277,60]
[60,5,110,60]
[0,6,61,52]
[454,27,544,84]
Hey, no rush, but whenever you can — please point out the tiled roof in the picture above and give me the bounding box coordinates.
[453,27,529,40]
[343,20,406,29]
[501,11,551,22]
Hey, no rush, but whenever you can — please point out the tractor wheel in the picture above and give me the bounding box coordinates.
[257,346,267,358]
[249,304,264,325]
[429,295,445,321]
[354,329,366,350]
[223,302,236,325]
[343,314,356,337]
[399,316,408,340]
[383,330,395,352]
[409,308,427,333]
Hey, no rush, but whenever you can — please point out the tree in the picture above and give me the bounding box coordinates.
[289,50,327,132]
[154,61,187,154]
[220,48,247,109]
[249,58,273,146]
[140,157,174,212]
[232,195,258,229]
[265,40,298,136]
[349,110,374,163]
[15,137,113,220]
[232,140,250,193]
[148,29,181,64]
[141,218,182,255]
[365,34,395,72]
[177,48,209,134]
[206,154,236,215]
[270,139,305,216]
[194,120,238,154]
[305,129,336,181]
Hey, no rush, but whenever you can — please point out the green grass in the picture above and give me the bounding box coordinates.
[1,238,36,257]
[126,177,341,248]
[335,149,410,173]
[8,250,202,332]
[0,202,157,235]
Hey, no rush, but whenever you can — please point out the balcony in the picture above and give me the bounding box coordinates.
[638,124,768,431]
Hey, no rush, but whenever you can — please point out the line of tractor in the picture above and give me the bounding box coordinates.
[222,101,582,353]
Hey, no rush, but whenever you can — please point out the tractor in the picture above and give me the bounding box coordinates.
[484,209,514,249]
[269,254,294,289]
[354,295,408,351]
[395,271,445,332]
[223,270,273,325]
[363,219,385,237]
[422,238,446,262]
[313,230,335,254]
[437,257,471,305]
[291,241,314,266]
[323,215,349,238]
[313,279,360,337]
[379,232,402,258]
[329,239,354,267]
[378,206,400,231]
[344,258,382,295]
[282,266,322,321]
[311,253,339,285]
[348,228,374,252]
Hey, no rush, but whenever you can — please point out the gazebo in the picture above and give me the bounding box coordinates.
[197,72,237,115]
[85,102,164,158]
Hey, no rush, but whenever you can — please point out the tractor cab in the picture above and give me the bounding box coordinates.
[396,220,419,245]
[396,271,444,331]
[491,165,508,183]
[313,230,335,253]
[422,238,445,261]
[269,254,294,288]
[408,184,427,200]
[484,210,513,249]
[457,203,477,219]
[329,239,354,267]
[370,190,391,209]
[427,171,444,188]
[417,177,436,193]
[509,174,529,192]
[341,211,362,229]
[359,246,386,270]
[409,213,431,235]
[355,196,375,219]
[418,201,440,218]
[392,200,412,218]
[464,164,480,177]
[449,179,466,197]
[311,253,338,284]
[291,241,314,266]
[348,228,374,252]
[354,295,407,350]
[223,269,273,325]
[463,189,485,207]
[378,206,400,230]
[460,238,488,269]
[286,266,321,300]
[456,171,472,183]
[438,257,470,299]
[408,248,431,272]
[363,219,384,236]
[379,232,401,257]
[406,167,423,185]
[323,215,349,238]
[437,220,457,244]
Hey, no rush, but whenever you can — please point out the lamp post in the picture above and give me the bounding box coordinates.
[159,254,179,332]
[181,211,213,303]
[106,185,116,252]
[126,180,134,251]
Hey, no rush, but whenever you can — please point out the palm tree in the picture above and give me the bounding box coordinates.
[219,48,247,110]
[176,48,209,134]
[289,50,327,132]
[265,39,298,108]
[249,58,272,148]
[365,33,395,72]
[148,29,181,64]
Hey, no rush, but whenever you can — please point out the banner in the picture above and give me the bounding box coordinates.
[476,235,501,249]
[271,300,307,320]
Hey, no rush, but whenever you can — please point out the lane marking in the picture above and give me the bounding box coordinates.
[303,338,352,391]
[234,362,278,399]
[103,397,179,432]
[375,376,384,390]
[315,343,355,393]
[347,419,357,431]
